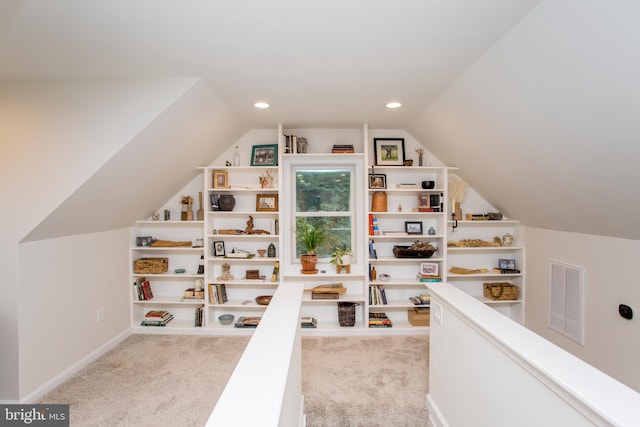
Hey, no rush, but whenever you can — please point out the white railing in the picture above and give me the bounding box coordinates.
[206,283,305,427]
[426,282,640,427]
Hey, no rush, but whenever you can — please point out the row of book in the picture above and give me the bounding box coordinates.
[369,312,392,328]
[194,305,204,327]
[141,310,173,326]
[331,144,355,153]
[209,283,229,304]
[369,285,388,305]
[134,277,153,300]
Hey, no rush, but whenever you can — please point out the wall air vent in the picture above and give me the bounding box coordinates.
[549,260,585,345]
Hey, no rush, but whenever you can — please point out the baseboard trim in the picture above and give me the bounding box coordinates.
[22,329,132,403]
[426,394,449,427]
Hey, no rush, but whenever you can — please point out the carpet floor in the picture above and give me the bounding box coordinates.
[36,334,429,426]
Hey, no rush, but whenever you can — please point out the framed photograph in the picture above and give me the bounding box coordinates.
[213,241,225,257]
[256,194,278,211]
[368,173,387,189]
[373,138,405,166]
[213,170,228,189]
[420,262,439,276]
[418,194,430,209]
[405,221,423,235]
[251,144,278,166]
[499,259,516,270]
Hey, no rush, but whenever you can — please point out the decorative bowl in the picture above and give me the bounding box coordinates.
[218,314,234,325]
[255,295,273,305]
[379,273,390,282]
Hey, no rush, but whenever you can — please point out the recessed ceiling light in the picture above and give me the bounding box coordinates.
[254,102,270,109]
[386,102,402,109]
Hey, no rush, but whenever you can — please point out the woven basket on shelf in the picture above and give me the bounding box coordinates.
[483,282,519,300]
[338,302,357,327]
[133,258,168,274]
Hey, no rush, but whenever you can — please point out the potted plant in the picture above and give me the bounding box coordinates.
[299,222,327,274]
[330,246,353,273]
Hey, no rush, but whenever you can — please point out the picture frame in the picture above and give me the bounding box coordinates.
[368,173,387,189]
[213,241,226,257]
[405,221,423,235]
[213,170,229,189]
[417,194,430,209]
[251,144,278,166]
[499,259,516,270]
[420,262,439,276]
[256,194,278,211]
[373,138,405,166]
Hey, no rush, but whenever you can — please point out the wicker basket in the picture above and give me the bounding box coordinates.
[134,258,168,274]
[483,282,519,300]
[338,302,357,327]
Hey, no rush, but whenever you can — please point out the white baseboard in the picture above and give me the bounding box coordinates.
[21,329,131,403]
[426,394,448,427]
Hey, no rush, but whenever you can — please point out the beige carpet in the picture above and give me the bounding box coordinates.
[37,334,429,426]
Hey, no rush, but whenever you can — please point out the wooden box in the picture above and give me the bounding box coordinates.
[408,308,430,326]
[133,258,168,274]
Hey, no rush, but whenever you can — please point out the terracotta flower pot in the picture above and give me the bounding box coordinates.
[300,253,318,274]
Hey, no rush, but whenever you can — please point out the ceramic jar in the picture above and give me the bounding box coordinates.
[217,195,236,211]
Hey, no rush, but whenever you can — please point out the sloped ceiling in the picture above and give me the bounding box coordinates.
[2,0,638,240]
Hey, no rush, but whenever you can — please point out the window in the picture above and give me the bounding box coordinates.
[294,169,352,257]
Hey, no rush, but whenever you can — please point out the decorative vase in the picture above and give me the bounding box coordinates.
[371,191,387,212]
[300,254,318,274]
[218,195,236,211]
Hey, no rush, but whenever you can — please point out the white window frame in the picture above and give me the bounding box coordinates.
[283,155,365,269]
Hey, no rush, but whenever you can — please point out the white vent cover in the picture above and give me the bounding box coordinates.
[549,260,585,345]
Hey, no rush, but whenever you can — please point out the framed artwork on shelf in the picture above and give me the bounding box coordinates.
[373,138,405,166]
[213,241,226,257]
[213,171,229,189]
[256,194,278,211]
[368,173,387,189]
[251,144,278,166]
[418,194,430,210]
[420,262,439,276]
[405,221,423,235]
[499,259,516,270]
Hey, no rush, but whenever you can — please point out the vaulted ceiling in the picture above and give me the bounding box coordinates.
[3,0,638,241]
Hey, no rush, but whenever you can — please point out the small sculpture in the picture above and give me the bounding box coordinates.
[259,169,275,189]
[180,195,194,221]
[217,263,233,281]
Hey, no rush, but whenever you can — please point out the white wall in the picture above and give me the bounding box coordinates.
[525,227,640,392]
[0,78,200,401]
[18,229,130,400]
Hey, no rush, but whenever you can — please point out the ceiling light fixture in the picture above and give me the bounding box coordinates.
[386,102,402,109]
[254,102,270,109]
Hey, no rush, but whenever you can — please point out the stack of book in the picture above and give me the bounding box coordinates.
[141,310,173,326]
[183,288,204,300]
[331,144,354,153]
[209,283,228,304]
[369,285,388,305]
[234,316,261,328]
[369,312,392,328]
[301,316,317,328]
[416,274,442,282]
[409,294,431,306]
[134,277,153,300]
